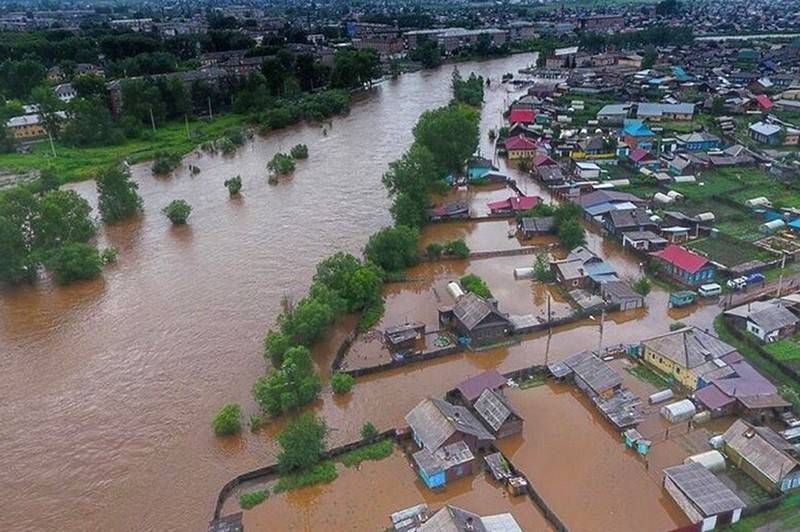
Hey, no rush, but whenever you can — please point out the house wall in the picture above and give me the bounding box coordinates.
[780,471,800,491]
[655,259,716,287]
[508,148,535,160]
[643,345,698,389]
[419,466,446,488]
[664,476,705,525]
[445,460,474,483]
[496,418,524,439]
[724,445,780,494]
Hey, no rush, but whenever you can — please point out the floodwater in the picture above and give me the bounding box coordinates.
[240,449,553,531]
[0,54,539,532]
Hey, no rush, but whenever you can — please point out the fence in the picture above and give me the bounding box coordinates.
[342,344,465,378]
[210,429,397,522]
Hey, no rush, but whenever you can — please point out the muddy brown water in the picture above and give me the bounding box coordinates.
[0,55,540,532]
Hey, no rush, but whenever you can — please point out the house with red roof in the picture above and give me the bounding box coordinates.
[509,108,535,125]
[754,94,773,112]
[628,147,658,169]
[505,134,538,160]
[649,244,717,287]
[487,195,540,215]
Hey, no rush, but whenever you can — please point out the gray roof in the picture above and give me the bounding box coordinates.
[419,506,522,532]
[637,102,695,117]
[473,389,512,432]
[608,207,653,229]
[723,419,800,484]
[601,280,644,303]
[405,398,494,451]
[749,305,798,332]
[208,513,243,532]
[749,121,781,137]
[598,103,630,116]
[559,350,623,395]
[623,231,667,244]
[664,462,745,517]
[676,131,720,143]
[642,327,736,369]
[519,216,555,233]
[412,440,474,477]
[453,292,508,331]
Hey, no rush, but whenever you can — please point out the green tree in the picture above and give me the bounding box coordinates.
[364,225,420,272]
[330,49,381,89]
[290,144,309,159]
[33,190,95,253]
[47,242,103,284]
[268,153,296,175]
[331,372,354,394]
[413,104,480,172]
[0,187,38,284]
[96,165,143,224]
[280,296,336,346]
[452,69,485,107]
[264,329,291,367]
[62,97,125,147]
[426,242,443,259]
[444,239,470,258]
[533,253,555,282]
[277,412,327,473]
[162,200,192,225]
[558,218,587,250]
[31,85,64,139]
[409,40,442,68]
[253,346,322,416]
[632,277,652,296]
[0,58,47,99]
[72,74,107,99]
[211,403,242,436]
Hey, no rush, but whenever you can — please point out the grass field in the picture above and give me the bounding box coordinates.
[687,236,773,267]
[625,363,671,388]
[725,492,800,531]
[764,335,800,362]
[0,113,248,183]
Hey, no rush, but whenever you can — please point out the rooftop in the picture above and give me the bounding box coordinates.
[663,462,744,517]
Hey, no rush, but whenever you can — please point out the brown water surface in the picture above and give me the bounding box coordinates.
[0,54,538,532]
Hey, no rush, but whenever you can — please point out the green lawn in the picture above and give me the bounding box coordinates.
[764,335,800,362]
[0,113,248,183]
[687,237,773,267]
[625,363,671,389]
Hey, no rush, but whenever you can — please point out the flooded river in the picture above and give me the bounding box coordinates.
[0,54,539,532]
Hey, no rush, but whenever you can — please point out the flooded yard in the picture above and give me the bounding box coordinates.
[240,448,552,531]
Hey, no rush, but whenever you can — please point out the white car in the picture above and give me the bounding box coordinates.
[726,277,747,290]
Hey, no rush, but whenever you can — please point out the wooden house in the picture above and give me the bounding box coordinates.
[722,419,800,494]
[663,462,744,531]
[438,293,513,343]
[649,244,717,287]
[472,388,523,439]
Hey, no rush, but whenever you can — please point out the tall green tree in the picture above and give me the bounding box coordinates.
[33,190,95,253]
[252,346,322,417]
[62,97,125,147]
[364,225,420,272]
[276,413,327,472]
[413,104,480,173]
[96,165,143,224]
[31,85,64,139]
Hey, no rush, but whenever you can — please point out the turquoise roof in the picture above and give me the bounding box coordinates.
[623,120,655,137]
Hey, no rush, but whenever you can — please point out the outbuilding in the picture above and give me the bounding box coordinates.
[663,462,744,531]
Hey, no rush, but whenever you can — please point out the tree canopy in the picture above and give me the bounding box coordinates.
[413,104,480,173]
[277,412,327,473]
[96,165,143,224]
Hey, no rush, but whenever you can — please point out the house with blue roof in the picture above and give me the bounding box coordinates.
[622,120,655,151]
[671,67,692,82]
[789,218,800,233]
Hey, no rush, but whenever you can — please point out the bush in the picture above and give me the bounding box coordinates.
[268,152,296,175]
[47,243,103,285]
[558,218,586,250]
[331,372,355,394]
[357,298,385,333]
[97,165,143,224]
[460,273,492,298]
[224,175,242,196]
[152,152,181,175]
[533,253,555,282]
[224,127,247,146]
[239,490,268,509]
[290,144,309,159]
[273,461,337,494]
[364,225,420,272]
[426,242,443,259]
[162,199,192,225]
[632,277,652,296]
[340,439,393,467]
[361,421,379,440]
[101,247,118,264]
[211,403,242,436]
[444,239,470,258]
[249,413,264,432]
[216,137,236,155]
[670,321,687,331]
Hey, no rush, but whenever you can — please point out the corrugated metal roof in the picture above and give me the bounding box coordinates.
[664,462,744,517]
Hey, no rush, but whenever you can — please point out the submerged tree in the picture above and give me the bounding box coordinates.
[96,165,143,224]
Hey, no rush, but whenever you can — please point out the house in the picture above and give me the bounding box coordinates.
[467,157,498,181]
[414,505,522,532]
[509,108,535,125]
[538,165,566,186]
[641,326,737,390]
[438,292,513,343]
[754,94,773,112]
[504,134,538,159]
[604,208,659,236]
[453,370,507,404]
[6,114,47,139]
[426,201,469,222]
[649,244,717,287]
[676,132,722,152]
[574,161,601,180]
[622,230,668,251]
[597,104,631,125]
[722,419,800,494]
[406,397,495,454]
[575,136,609,156]
[53,82,76,103]
[749,121,783,145]
[723,300,799,343]
[694,352,791,419]
[601,280,644,311]
[578,190,647,210]
[518,216,555,238]
[486,195,540,215]
[629,147,658,168]
[412,440,475,489]
[622,120,656,150]
[636,103,695,121]
[663,462,745,531]
[472,388,524,438]
[550,246,618,288]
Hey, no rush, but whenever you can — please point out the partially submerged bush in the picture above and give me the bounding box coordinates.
[331,372,355,394]
[290,143,309,159]
[212,403,242,436]
[268,153,296,175]
[163,199,192,225]
[239,490,268,509]
[224,175,243,195]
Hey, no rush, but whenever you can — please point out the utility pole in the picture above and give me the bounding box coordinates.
[598,308,605,350]
[207,96,213,120]
[47,129,56,157]
[149,106,156,133]
[777,252,787,297]
[185,114,190,140]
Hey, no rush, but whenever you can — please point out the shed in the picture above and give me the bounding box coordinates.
[663,462,744,531]
[513,267,535,280]
[653,192,674,204]
[760,219,786,234]
[661,399,697,423]
[745,197,771,208]
[649,389,674,405]
[684,450,726,473]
